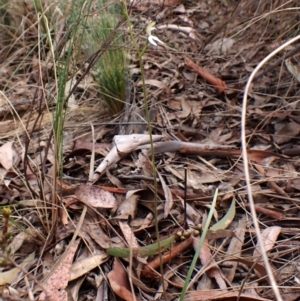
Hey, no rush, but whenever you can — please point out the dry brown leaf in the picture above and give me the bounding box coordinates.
[223,216,247,282]
[167,97,191,120]
[205,37,235,55]
[117,190,140,219]
[0,252,35,285]
[253,226,281,257]
[108,258,139,301]
[280,289,300,301]
[273,121,300,144]
[165,164,226,189]
[244,204,283,220]
[73,140,111,156]
[69,251,109,281]
[81,215,111,249]
[0,142,19,170]
[75,184,117,208]
[193,238,227,290]
[137,79,172,94]
[39,240,80,301]
[222,258,267,278]
[132,212,153,230]
[206,229,236,240]
[66,276,85,301]
[157,170,173,218]
[118,221,139,249]
[7,230,33,256]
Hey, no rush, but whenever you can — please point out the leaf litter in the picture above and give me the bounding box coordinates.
[1,0,300,300]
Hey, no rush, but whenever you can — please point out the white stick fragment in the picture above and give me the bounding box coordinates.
[92,134,163,182]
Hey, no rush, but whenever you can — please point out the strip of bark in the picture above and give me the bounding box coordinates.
[141,237,193,278]
[184,56,227,93]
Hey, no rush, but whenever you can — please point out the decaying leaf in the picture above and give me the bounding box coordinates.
[117,190,140,219]
[273,121,300,144]
[108,258,138,301]
[0,142,19,170]
[7,230,34,256]
[118,221,139,249]
[285,57,300,82]
[157,170,173,218]
[193,238,227,290]
[205,37,235,55]
[0,252,35,285]
[223,216,247,282]
[253,226,281,258]
[137,79,172,94]
[75,184,117,208]
[69,251,109,281]
[39,240,80,301]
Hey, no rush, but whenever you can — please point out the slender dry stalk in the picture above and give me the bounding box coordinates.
[242,34,300,301]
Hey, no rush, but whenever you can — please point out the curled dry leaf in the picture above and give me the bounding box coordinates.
[253,226,281,257]
[108,258,139,301]
[75,184,117,208]
[223,216,247,282]
[118,221,139,249]
[205,37,235,55]
[167,97,191,120]
[0,141,19,170]
[285,57,300,82]
[273,121,300,144]
[0,252,35,285]
[7,230,31,256]
[193,238,227,290]
[69,251,109,281]
[157,170,173,218]
[157,24,197,40]
[117,190,141,219]
[137,79,171,94]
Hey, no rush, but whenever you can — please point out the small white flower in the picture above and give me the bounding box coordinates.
[146,21,165,46]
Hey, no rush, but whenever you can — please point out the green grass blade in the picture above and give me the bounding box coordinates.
[179,188,219,301]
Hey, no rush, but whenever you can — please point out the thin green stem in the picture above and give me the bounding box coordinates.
[122,2,167,299]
